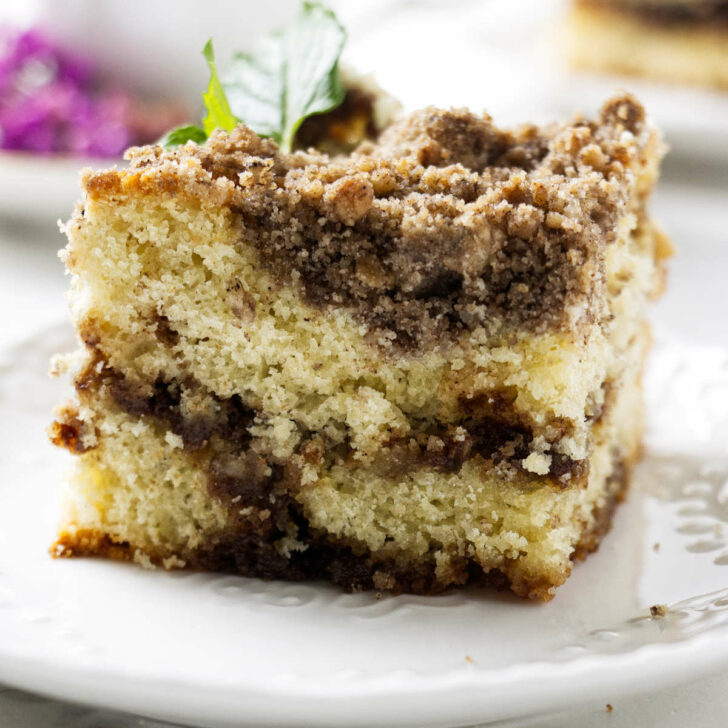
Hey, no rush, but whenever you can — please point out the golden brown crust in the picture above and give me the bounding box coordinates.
[571,455,635,560]
[53,528,134,562]
[48,403,95,454]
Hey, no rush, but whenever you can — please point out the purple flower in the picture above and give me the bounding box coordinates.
[0,26,134,156]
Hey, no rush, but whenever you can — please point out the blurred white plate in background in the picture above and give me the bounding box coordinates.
[0,153,94,222]
[10,0,299,108]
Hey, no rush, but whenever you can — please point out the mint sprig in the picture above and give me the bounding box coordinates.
[201,40,238,136]
[161,3,346,153]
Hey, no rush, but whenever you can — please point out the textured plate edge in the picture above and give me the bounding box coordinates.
[1,626,728,728]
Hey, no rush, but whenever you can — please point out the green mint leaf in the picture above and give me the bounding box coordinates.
[223,2,346,152]
[157,5,347,152]
[281,2,346,151]
[223,39,286,145]
[201,39,239,136]
[159,125,207,149]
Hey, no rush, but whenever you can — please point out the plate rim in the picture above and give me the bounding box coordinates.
[1,625,727,727]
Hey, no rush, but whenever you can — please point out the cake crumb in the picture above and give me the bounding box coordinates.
[162,555,187,569]
[465,655,474,664]
[372,570,396,591]
[133,550,155,569]
[522,452,552,476]
[653,542,660,552]
[650,604,668,618]
[606,703,613,713]
[164,431,184,449]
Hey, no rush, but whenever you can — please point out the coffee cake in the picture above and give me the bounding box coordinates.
[50,93,670,600]
[567,0,728,89]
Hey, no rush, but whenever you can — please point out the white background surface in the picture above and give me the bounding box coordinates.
[1,0,728,726]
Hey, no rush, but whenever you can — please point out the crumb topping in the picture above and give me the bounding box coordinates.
[86,93,659,350]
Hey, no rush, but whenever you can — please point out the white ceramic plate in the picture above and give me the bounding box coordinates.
[0,179,727,728]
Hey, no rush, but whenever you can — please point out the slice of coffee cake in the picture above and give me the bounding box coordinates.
[51,93,669,600]
[567,0,728,90]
